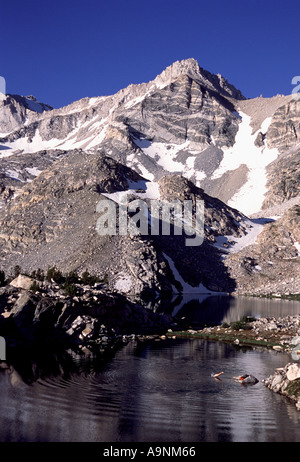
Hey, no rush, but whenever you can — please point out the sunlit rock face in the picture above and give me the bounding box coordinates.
[0,59,299,297]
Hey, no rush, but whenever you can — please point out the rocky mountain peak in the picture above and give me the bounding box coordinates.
[153,58,245,100]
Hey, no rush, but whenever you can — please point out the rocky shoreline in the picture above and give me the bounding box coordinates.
[1,273,300,411]
[0,273,174,356]
[171,313,300,352]
[263,363,300,411]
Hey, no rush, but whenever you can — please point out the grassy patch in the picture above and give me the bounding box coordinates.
[13,266,107,288]
[229,320,253,331]
[286,379,300,399]
[281,293,300,301]
[223,315,256,331]
[60,281,78,296]
[165,330,281,348]
[29,281,41,293]
[243,292,300,301]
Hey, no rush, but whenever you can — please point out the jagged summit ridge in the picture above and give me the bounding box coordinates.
[153,58,245,100]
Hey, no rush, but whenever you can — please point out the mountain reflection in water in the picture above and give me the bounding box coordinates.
[1,295,300,442]
[160,294,300,328]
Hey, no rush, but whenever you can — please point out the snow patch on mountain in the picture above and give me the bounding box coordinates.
[25,167,43,177]
[212,112,279,215]
[1,111,109,155]
[214,217,271,255]
[5,169,23,182]
[133,137,206,185]
[135,138,187,171]
[101,179,161,205]
[113,272,133,293]
[3,131,61,154]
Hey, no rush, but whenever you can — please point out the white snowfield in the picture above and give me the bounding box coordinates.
[133,137,206,186]
[212,112,279,216]
[132,112,281,219]
[213,217,269,256]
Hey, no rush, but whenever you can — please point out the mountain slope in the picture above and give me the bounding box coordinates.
[224,205,300,295]
[0,148,252,297]
[0,58,299,298]
[0,59,244,204]
[1,59,299,217]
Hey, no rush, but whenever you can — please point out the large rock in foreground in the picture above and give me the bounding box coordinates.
[263,363,300,411]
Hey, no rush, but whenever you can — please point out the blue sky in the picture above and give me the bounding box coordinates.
[1,0,300,108]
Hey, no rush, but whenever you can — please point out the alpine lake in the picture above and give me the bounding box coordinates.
[1,294,300,444]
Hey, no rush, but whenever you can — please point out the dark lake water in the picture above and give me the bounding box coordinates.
[1,295,300,443]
